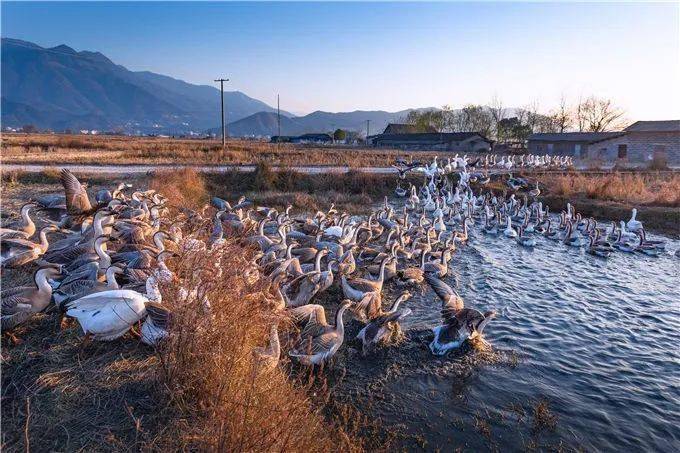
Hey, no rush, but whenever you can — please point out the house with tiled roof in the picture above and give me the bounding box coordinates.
[528,120,679,164]
[369,124,492,152]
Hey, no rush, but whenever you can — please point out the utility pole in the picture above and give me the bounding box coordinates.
[366,119,370,143]
[214,78,229,147]
[277,94,281,138]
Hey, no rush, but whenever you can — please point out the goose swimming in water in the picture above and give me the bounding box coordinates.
[626,208,643,233]
[356,292,412,355]
[503,216,517,238]
[425,274,496,355]
[516,226,536,247]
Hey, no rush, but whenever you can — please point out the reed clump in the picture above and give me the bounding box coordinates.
[152,229,362,451]
[150,167,207,210]
[540,173,680,207]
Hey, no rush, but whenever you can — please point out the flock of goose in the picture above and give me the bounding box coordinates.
[393,157,670,259]
[391,153,574,178]
[0,160,674,371]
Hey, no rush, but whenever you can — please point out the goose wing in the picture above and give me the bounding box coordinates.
[346,276,379,293]
[2,293,32,315]
[425,273,455,301]
[145,301,172,330]
[61,169,92,214]
[425,274,463,320]
[299,331,340,355]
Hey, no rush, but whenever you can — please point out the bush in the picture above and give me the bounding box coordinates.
[154,233,362,451]
[150,168,207,210]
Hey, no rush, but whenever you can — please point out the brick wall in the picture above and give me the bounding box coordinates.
[587,131,680,164]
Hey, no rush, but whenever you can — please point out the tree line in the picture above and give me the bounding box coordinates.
[404,95,626,142]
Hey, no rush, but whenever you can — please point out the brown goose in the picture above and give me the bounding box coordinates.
[0,203,37,239]
[356,292,412,354]
[425,274,496,355]
[2,267,62,336]
[252,324,281,372]
[341,256,392,301]
[289,300,352,366]
[1,225,59,268]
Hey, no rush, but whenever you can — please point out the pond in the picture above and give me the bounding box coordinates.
[330,222,680,451]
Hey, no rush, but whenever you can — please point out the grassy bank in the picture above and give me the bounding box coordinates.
[0,177,372,451]
[2,133,448,167]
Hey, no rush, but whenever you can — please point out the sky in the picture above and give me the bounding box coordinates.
[2,1,679,119]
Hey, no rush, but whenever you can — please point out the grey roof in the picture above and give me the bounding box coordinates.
[373,132,491,143]
[383,123,437,134]
[527,132,622,143]
[624,120,680,132]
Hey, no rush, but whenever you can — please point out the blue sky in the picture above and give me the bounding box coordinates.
[2,1,679,119]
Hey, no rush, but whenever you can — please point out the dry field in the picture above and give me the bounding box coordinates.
[1,133,450,167]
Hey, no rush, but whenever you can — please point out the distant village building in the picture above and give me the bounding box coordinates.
[526,132,620,158]
[587,121,680,164]
[369,124,492,152]
[528,120,680,164]
[270,133,333,144]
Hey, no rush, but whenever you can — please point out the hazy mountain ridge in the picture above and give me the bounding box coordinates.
[1,38,285,133]
[2,38,434,136]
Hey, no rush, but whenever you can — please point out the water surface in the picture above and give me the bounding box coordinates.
[330,224,680,451]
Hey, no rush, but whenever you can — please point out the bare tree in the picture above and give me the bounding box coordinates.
[488,94,506,140]
[575,95,625,132]
[550,94,573,133]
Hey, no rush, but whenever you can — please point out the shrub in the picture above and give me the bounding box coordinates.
[150,168,207,210]
[153,233,362,451]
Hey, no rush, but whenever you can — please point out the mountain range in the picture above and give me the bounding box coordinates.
[1,38,426,136]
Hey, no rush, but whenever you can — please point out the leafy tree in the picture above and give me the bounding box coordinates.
[22,124,37,133]
[333,128,347,141]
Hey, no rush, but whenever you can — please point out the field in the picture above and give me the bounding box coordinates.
[2,133,451,167]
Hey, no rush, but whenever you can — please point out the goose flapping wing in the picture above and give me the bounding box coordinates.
[61,169,93,214]
[424,273,463,320]
[295,330,340,355]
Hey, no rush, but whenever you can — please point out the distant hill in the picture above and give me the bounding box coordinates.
[210,108,436,137]
[1,38,287,133]
[2,37,438,136]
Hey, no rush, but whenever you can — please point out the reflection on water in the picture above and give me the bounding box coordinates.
[329,224,680,451]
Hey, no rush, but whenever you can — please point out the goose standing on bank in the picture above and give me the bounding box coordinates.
[252,323,281,371]
[289,300,353,366]
[65,273,164,341]
[1,225,60,268]
[2,266,63,337]
[626,208,643,233]
[0,203,37,239]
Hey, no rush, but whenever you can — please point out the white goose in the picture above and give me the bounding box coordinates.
[626,208,643,232]
[66,275,163,341]
[503,216,517,238]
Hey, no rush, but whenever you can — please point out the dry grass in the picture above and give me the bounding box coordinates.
[531,399,558,434]
[539,173,680,207]
[149,235,364,451]
[149,167,208,210]
[204,162,411,214]
[2,133,452,167]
